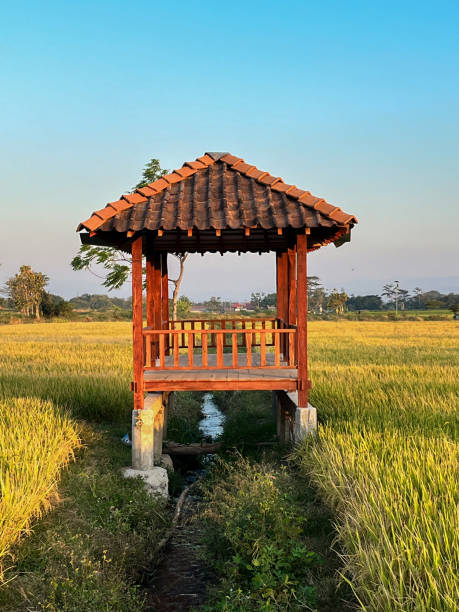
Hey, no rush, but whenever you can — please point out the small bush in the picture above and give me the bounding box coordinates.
[200,454,321,611]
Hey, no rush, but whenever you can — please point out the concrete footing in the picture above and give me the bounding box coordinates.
[122,467,169,497]
[294,405,317,439]
[273,390,317,443]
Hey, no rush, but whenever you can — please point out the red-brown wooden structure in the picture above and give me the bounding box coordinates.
[78,152,357,412]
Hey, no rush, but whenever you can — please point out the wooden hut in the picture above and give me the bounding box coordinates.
[78,152,357,453]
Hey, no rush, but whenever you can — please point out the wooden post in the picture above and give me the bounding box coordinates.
[276,251,288,323]
[131,236,144,411]
[161,254,169,355]
[153,252,162,332]
[296,234,308,407]
[146,254,154,327]
[287,246,297,328]
[276,251,288,359]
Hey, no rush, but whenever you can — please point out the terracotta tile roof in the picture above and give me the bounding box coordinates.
[77,152,357,241]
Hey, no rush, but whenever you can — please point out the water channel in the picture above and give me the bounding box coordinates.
[198,393,225,441]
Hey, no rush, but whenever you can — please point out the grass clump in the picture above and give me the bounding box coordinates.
[200,454,322,611]
[167,391,204,443]
[0,397,80,577]
[213,390,276,450]
[0,424,171,611]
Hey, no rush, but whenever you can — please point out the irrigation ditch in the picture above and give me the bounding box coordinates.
[145,393,224,611]
[143,391,352,612]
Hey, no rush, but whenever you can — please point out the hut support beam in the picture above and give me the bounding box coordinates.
[161,254,169,355]
[296,234,308,407]
[131,236,144,411]
[276,251,288,358]
[146,251,162,360]
[287,246,297,327]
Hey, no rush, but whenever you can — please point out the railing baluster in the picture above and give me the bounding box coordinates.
[232,332,238,368]
[222,320,226,347]
[202,331,208,368]
[217,332,224,368]
[274,331,280,367]
[246,332,252,367]
[145,335,152,368]
[174,333,179,368]
[260,330,266,367]
[188,331,194,368]
[159,334,165,369]
[289,331,295,366]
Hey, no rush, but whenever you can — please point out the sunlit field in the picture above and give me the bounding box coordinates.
[0,320,458,610]
[0,322,133,422]
[296,321,459,611]
[0,398,80,575]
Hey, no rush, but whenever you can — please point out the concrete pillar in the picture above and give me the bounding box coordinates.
[293,405,317,441]
[132,392,164,470]
[132,407,155,470]
[154,402,165,464]
[276,391,318,443]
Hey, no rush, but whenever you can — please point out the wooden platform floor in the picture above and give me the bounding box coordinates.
[144,353,298,391]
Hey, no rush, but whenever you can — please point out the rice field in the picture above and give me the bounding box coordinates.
[0,320,458,609]
[295,321,459,611]
[0,397,80,576]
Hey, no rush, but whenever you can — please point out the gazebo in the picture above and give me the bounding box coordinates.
[78,152,357,466]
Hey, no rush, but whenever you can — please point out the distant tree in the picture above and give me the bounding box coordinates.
[382,282,396,305]
[6,265,48,319]
[206,296,224,313]
[413,287,423,308]
[72,157,189,321]
[260,292,276,308]
[399,289,410,311]
[327,288,348,314]
[347,294,383,311]
[382,281,407,313]
[41,292,73,318]
[307,277,326,313]
[176,295,192,319]
[250,292,266,310]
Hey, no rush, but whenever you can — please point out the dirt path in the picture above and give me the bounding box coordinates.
[144,491,213,612]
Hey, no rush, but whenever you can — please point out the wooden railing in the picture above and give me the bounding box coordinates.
[143,320,296,371]
[167,318,278,349]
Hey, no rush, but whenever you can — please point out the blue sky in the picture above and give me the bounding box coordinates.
[1,0,458,300]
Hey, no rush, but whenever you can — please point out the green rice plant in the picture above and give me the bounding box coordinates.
[0,397,80,576]
[293,320,459,611]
